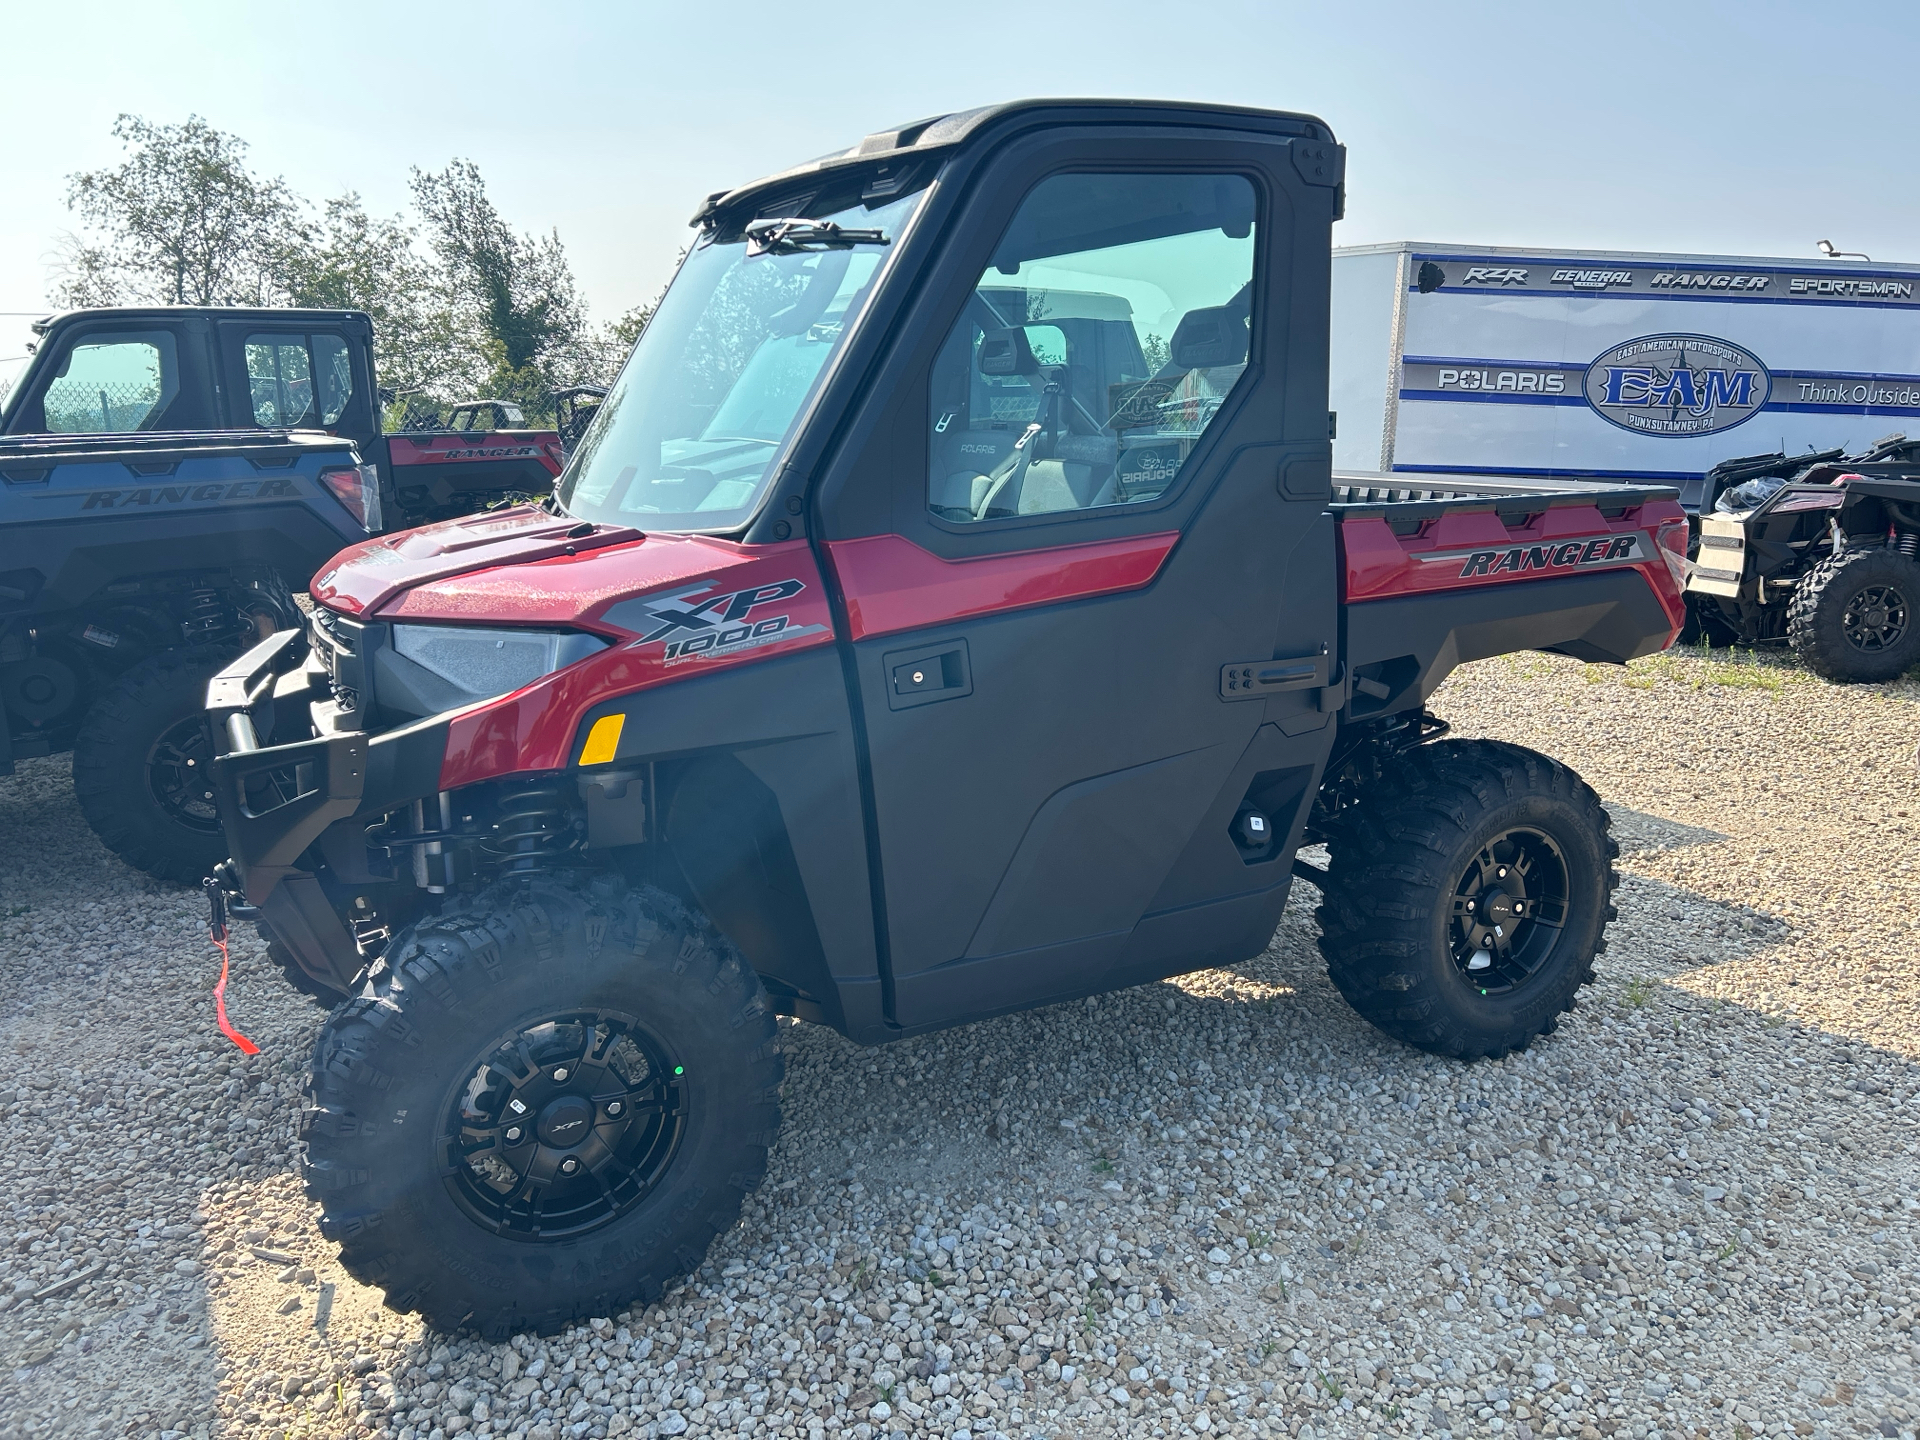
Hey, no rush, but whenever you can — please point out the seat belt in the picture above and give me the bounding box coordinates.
[972,422,1043,520]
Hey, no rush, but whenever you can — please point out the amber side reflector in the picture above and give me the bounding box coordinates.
[579,713,624,766]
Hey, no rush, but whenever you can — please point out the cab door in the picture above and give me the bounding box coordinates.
[814,125,1344,1031]
[6,315,217,434]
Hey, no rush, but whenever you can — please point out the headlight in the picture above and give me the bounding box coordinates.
[390,625,608,700]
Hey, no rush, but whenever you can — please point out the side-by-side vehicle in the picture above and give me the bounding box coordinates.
[202,100,1687,1333]
[0,306,563,878]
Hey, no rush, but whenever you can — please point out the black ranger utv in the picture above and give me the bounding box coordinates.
[1685,433,1920,681]
[202,100,1689,1335]
[0,306,564,881]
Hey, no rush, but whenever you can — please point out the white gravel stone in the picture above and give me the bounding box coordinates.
[3,646,1920,1440]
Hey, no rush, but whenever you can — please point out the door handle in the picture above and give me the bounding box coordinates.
[882,639,973,711]
[1219,647,1331,700]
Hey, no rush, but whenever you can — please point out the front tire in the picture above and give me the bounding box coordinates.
[1787,547,1920,682]
[258,925,352,1006]
[1314,739,1618,1059]
[72,648,234,883]
[301,873,781,1335]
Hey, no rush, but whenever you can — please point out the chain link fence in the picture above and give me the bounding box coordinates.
[43,380,162,432]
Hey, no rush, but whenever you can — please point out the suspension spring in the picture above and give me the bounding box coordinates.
[483,781,578,875]
[1896,531,1919,559]
[181,587,228,641]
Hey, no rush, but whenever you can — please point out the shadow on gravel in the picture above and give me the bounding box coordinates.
[1603,802,1727,855]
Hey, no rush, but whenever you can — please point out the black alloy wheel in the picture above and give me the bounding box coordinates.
[73,647,238,883]
[145,712,223,834]
[1788,547,1920,683]
[302,873,782,1336]
[1842,583,1908,655]
[1313,738,1617,1059]
[1447,828,1571,996]
[445,1009,687,1240]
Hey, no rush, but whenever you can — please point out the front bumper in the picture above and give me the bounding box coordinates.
[205,628,453,987]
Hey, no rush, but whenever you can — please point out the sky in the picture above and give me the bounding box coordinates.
[4,0,1918,389]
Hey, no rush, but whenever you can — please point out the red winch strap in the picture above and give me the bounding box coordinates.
[211,934,261,1056]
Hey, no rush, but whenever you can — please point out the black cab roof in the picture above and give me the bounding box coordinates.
[31,305,372,337]
[692,97,1338,228]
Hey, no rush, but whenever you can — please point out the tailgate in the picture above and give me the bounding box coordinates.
[1332,482,1690,715]
[387,429,565,478]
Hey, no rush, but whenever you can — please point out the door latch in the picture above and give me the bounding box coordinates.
[882,639,973,711]
[1220,644,1346,710]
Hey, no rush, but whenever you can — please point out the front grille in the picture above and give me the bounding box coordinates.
[309,608,383,728]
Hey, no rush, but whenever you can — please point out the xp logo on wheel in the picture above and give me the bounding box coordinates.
[1583,333,1770,437]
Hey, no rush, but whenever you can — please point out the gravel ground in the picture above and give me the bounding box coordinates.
[3,645,1918,1440]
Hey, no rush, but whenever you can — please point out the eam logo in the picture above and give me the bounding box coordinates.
[1583,334,1771,437]
[617,578,827,664]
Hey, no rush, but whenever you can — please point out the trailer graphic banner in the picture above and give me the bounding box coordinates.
[1399,357,1920,424]
[1410,257,1920,306]
[1579,334,1770,436]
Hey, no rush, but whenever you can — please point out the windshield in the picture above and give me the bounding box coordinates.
[558,187,926,531]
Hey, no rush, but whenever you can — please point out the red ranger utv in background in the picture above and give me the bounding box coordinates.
[203,99,1688,1334]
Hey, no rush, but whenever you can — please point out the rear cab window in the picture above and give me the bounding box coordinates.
[245,332,353,427]
[929,172,1257,524]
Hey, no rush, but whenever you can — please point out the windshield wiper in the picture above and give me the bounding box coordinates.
[745,218,890,256]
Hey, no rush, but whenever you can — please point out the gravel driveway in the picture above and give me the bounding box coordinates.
[2,646,1917,1440]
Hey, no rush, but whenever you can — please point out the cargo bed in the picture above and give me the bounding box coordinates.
[1332,467,1681,516]
[1327,468,1689,716]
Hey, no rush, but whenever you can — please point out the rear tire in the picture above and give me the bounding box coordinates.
[1787,547,1920,682]
[1314,739,1618,1059]
[72,648,234,883]
[300,872,781,1335]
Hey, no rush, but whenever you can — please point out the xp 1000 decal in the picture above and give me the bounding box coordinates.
[615,578,828,664]
[1582,334,1771,437]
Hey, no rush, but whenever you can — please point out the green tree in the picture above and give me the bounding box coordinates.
[51,118,633,425]
[61,114,300,306]
[277,193,455,411]
[604,302,654,355]
[410,159,598,419]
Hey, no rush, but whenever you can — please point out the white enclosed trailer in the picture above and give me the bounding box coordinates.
[1331,243,1920,508]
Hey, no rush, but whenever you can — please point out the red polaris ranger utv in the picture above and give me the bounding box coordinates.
[203,100,1688,1334]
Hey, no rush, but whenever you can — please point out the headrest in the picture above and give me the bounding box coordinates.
[977,327,1041,376]
[1168,304,1250,371]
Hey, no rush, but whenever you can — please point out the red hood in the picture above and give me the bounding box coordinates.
[312,506,645,618]
[308,508,839,789]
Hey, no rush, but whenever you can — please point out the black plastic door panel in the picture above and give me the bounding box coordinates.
[816,127,1346,1031]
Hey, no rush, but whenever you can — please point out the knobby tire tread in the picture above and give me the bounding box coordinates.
[1313,739,1619,1060]
[1786,547,1920,683]
[71,646,236,884]
[300,872,782,1336]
